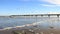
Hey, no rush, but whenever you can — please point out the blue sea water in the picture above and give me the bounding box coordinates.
[0,17,60,29]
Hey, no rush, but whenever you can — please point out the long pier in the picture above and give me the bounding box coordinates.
[10,14,60,18]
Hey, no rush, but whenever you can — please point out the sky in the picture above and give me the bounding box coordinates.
[0,0,60,15]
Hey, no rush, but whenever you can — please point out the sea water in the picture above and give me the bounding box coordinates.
[0,17,60,30]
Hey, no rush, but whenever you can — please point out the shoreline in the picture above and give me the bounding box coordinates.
[0,20,48,31]
[0,18,58,31]
[0,22,39,31]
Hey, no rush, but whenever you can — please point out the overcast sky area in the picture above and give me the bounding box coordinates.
[0,0,60,15]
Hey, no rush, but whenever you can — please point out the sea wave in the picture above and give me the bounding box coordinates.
[0,20,48,30]
[0,17,59,31]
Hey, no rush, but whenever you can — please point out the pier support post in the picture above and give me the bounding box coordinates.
[48,15,50,18]
[57,15,59,21]
[41,15,43,17]
[57,15,59,18]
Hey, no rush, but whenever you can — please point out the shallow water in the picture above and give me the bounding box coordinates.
[0,17,60,29]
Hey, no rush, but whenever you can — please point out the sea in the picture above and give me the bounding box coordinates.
[0,16,60,30]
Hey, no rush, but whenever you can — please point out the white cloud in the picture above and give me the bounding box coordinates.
[19,0,60,5]
[19,0,60,6]
[41,0,60,5]
[39,0,60,7]
[40,4,60,7]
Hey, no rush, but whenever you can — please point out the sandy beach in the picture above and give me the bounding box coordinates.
[0,23,60,34]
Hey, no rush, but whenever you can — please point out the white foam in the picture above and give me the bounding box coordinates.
[4,27,13,30]
[16,25,26,28]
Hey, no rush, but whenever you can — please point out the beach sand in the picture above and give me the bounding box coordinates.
[0,25,60,34]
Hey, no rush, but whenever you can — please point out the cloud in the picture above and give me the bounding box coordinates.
[40,0,60,5]
[19,0,60,5]
[40,4,60,7]
[19,0,60,6]
[39,0,60,7]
